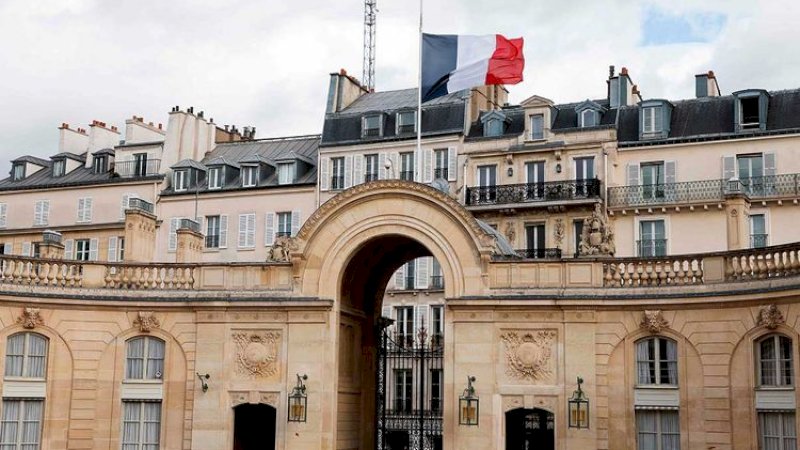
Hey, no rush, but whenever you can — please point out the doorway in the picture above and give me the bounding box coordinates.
[233,403,276,450]
[505,408,555,450]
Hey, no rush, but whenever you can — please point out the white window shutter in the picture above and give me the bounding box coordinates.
[2,243,11,255]
[247,214,256,247]
[42,201,50,225]
[64,240,73,259]
[84,198,93,222]
[394,265,405,289]
[382,306,392,318]
[626,163,640,186]
[0,203,6,228]
[265,212,275,246]
[238,215,247,248]
[21,242,31,257]
[291,210,301,237]
[89,238,98,261]
[344,155,354,188]
[389,152,399,179]
[169,218,179,251]
[423,149,433,182]
[353,155,364,186]
[34,202,42,225]
[120,194,132,219]
[414,150,421,182]
[722,156,736,180]
[76,198,84,222]
[319,157,330,191]
[414,305,429,333]
[416,257,429,289]
[219,215,228,248]
[447,147,457,181]
[379,153,387,179]
[107,236,118,262]
[665,161,677,184]
[764,152,776,177]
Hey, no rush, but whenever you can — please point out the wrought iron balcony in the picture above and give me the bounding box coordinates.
[516,248,563,259]
[738,174,800,198]
[637,239,668,257]
[751,234,768,249]
[113,159,161,178]
[364,173,379,182]
[429,275,444,289]
[434,168,449,179]
[205,234,220,248]
[400,171,414,181]
[465,179,601,207]
[127,198,154,215]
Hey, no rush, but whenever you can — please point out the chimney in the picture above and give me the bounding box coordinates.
[125,115,167,144]
[695,70,721,98]
[608,65,639,108]
[58,122,90,154]
[325,68,369,114]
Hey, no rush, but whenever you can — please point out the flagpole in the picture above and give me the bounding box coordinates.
[416,0,423,162]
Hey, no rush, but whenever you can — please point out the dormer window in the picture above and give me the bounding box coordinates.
[208,167,223,189]
[396,111,416,134]
[580,110,598,128]
[174,170,188,191]
[11,163,25,181]
[530,114,544,140]
[242,166,258,187]
[52,159,65,177]
[362,115,383,137]
[485,118,503,137]
[639,100,672,140]
[642,106,662,134]
[92,155,108,174]
[278,163,295,185]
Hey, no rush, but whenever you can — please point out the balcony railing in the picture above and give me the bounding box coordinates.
[465,179,601,206]
[400,171,414,181]
[751,234,768,249]
[364,173,379,183]
[127,198,154,215]
[516,248,563,259]
[429,275,444,289]
[205,234,220,248]
[177,218,201,233]
[637,239,668,257]
[434,168,449,180]
[113,159,161,178]
[404,277,416,290]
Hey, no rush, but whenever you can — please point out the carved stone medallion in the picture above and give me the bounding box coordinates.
[133,311,160,333]
[640,310,669,333]
[17,308,43,329]
[757,304,784,330]
[233,331,280,378]
[500,331,556,381]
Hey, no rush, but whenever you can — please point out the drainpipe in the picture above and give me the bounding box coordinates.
[461,156,469,204]
[603,147,609,211]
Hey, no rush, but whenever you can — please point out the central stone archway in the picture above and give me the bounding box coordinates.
[293,181,498,449]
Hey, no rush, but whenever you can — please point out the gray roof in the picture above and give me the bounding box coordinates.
[51,152,86,162]
[172,159,208,170]
[92,148,116,156]
[12,155,51,167]
[0,161,162,192]
[476,220,517,256]
[340,88,467,115]
[205,156,240,168]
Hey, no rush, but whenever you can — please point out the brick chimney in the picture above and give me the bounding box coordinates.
[695,70,721,98]
[325,68,369,114]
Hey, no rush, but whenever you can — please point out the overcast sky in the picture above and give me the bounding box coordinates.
[0,0,797,173]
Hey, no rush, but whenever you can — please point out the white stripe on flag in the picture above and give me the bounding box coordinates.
[448,35,496,94]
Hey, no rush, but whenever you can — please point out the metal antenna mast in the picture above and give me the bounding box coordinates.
[363,0,377,91]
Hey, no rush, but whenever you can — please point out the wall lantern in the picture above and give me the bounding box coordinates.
[288,373,308,423]
[196,372,210,393]
[459,376,479,426]
[568,376,590,429]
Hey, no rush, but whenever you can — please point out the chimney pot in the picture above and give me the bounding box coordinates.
[621,67,629,76]
[708,70,715,78]
[609,65,615,78]
[340,68,347,76]
[158,123,162,130]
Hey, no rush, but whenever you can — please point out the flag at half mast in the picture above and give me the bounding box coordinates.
[421,33,524,103]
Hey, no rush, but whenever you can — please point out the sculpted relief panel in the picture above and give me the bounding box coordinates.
[500,330,557,383]
[232,330,281,379]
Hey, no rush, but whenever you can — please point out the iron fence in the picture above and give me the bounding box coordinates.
[113,159,161,178]
[750,234,768,249]
[177,218,201,233]
[127,198,154,215]
[637,239,668,257]
[466,179,601,206]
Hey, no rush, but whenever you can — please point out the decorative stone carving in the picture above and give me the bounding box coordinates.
[500,330,556,381]
[17,308,43,329]
[502,396,524,412]
[259,392,279,407]
[233,331,280,378]
[133,311,160,333]
[553,219,565,249]
[230,391,250,407]
[266,235,293,262]
[504,222,516,245]
[640,310,669,333]
[578,203,615,256]
[757,304,785,330]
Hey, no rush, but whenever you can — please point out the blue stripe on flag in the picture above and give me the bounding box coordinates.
[422,34,458,103]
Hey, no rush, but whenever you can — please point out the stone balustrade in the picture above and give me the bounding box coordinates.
[104,263,197,290]
[603,256,704,287]
[724,243,800,281]
[0,256,84,287]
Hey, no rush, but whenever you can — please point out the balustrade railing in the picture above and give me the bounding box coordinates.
[603,255,704,287]
[178,218,201,233]
[466,179,601,206]
[104,263,196,289]
[127,198,155,215]
[113,159,161,178]
[0,255,83,287]
[724,243,800,282]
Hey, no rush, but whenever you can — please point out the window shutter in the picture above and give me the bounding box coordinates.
[107,236,118,262]
[120,194,135,219]
[664,161,677,184]
[344,155,354,188]
[758,95,769,131]
[21,242,31,257]
[447,147,457,181]
[414,305,429,334]
[423,149,433,183]
[219,215,228,248]
[238,215,247,248]
[319,157,330,191]
[639,108,647,136]
[654,107,663,133]
[291,211,301,237]
[265,212,275,246]
[626,163,640,186]
[353,155,364,186]
[414,150,422,182]
[64,240,73,259]
[169,218,179,251]
[84,198,93,222]
[378,153,387,179]
[414,257,430,289]
[764,152,776,177]
[34,202,42,225]
[394,265,405,289]
[247,214,256,247]
[89,238,98,261]
[381,306,391,318]
[0,203,6,228]
[41,201,50,225]
[722,156,736,180]
[76,198,84,222]
[390,152,400,179]
[2,243,11,255]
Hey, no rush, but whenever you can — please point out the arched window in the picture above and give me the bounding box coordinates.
[757,334,793,387]
[125,337,165,381]
[4,333,48,379]
[636,337,677,386]
[580,109,598,128]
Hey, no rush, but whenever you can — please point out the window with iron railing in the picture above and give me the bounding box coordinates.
[331,157,345,190]
[277,212,292,238]
[400,152,414,181]
[637,239,668,257]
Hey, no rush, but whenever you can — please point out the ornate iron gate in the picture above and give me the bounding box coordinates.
[376,320,443,450]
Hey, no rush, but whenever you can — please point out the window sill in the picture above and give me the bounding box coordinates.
[237,247,256,252]
[754,386,795,391]
[634,384,678,390]
[122,379,163,384]
[203,248,221,253]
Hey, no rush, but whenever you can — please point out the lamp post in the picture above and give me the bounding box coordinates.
[458,376,479,426]
[568,376,589,429]
[288,374,308,422]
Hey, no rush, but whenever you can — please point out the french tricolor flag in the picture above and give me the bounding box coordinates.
[421,33,524,102]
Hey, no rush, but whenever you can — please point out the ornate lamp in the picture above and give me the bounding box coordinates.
[458,376,479,426]
[288,374,308,422]
[568,376,589,429]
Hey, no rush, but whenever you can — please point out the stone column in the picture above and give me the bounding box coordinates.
[124,209,157,262]
[723,192,750,250]
[176,228,203,263]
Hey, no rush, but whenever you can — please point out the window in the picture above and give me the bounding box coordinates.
[396,306,414,347]
[393,369,412,412]
[396,111,416,134]
[400,152,415,181]
[636,410,680,450]
[173,170,188,191]
[11,164,25,181]
[431,306,444,346]
[364,154,379,182]
[208,167,222,189]
[126,336,165,380]
[93,155,108,174]
[759,411,796,450]
[0,204,6,229]
[52,159,65,177]
[751,214,768,249]
[5,333,48,378]
[573,220,584,257]
[278,163,295,185]
[575,157,595,197]
[477,165,497,202]
[238,213,256,248]
[404,260,416,290]
[430,369,443,413]
[737,154,765,196]
[740,96,761,129]
[133,153,148,177]
[33,201,49,227]
[206,215,221,248]
[641,162,665,200]
[639,220,666,257]
[434,149,448,180]
[484,118,503,137]
[526,224,546,257]
[636,337,677,386]
[121,401,161,450]
[118,237,125,261]
[525,161,545,200]
[331,157,345,190]
[277,212,292,238]
[758,335,793,387]
[580,109,598,127]
[75,239,91,261]
[242,166,258,187]
[643,106,663,134]
[76,197,92,223]
[0,399,43,449]
[363,115,382,137]
[530,114,544,140]
[430,259,443,290]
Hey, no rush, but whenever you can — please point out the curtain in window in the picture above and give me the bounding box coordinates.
[761,412,782,450]
[126,338,145,379]
[660,411,680,450]
[26,335,47,378]
[142,403,161,450]
[665,340,678,385]
[20,400,42,450]
[122,402,141,450]
[783,413,797,450]
[636,411,657,450]
[761,338,777,386]
[146,339,165,380]
[4,335,24,377]
[0,400,20,448]
[779,337,793,386]
[636,340,653,385]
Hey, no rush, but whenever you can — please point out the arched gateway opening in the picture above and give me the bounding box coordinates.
[294,181,500,450]
[233,403,276,450]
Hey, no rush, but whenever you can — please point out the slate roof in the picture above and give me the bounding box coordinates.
[0,161,162,192]
[618,88,800,146]
[12,155,51,167]
[171,159,208,170]
[161,135,320,195]
[51,152,86,162]
[321,88,468,146]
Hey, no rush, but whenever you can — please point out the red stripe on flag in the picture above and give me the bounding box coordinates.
[485,35,524,86]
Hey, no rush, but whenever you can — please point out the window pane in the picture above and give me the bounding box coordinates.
[5,334,24,377]
[127,338,145,379]
[146,338,165,380]
[26,335,47,378]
